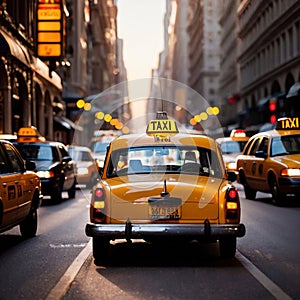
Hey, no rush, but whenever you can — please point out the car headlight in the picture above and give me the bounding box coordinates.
[77,167,89,175]
[281,168,300,176]
[226,162,237,170]
[36,170,55,178]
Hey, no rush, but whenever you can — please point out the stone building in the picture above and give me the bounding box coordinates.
[0,0,64,141]
[237,0,300,129]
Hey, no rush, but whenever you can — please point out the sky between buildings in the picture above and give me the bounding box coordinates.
[117,0,166,81]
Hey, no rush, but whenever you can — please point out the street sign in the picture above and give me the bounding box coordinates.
[36,0,63,59]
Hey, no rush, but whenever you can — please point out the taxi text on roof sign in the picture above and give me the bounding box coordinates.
[276,117,300,130]
[146,119,179,135]
[146,112,179,142]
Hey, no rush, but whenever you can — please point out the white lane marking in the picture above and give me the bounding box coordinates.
[46,241,292,300]
[46,239,92,300]
[236,251,292,300]
[49,243,87,249]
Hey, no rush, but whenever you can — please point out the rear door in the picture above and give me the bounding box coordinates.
[0,143,24,227]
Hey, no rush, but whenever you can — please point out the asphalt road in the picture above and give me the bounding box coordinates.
[0,185,300,300]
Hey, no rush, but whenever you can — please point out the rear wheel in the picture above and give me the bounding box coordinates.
[219,237,236,258]
[240,171,256,200]
[244,184,257,200]
[51,185,62,203]
[93,237,110,265]
[269,176,284,206]
[20,207,38,238]
[68,181,76,199]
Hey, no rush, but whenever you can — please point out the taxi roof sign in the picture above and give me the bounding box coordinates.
[276,117,300,130]
[230,129,247,138]
[17,127,46,143]
[146,112,179,136]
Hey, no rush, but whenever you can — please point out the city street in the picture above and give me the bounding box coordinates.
[0,185,299,299]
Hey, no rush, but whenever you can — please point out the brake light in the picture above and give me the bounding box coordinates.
[92,187,106,221]
[95,188,105,199]
[225,187,239,221]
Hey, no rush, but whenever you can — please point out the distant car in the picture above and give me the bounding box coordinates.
[68,145,99,188]
[86,113,245,264]
[236,117,300,205]
[216,129,249,174]
[93,134,117,168]
[0,140,42,237]
[14,127,76,203]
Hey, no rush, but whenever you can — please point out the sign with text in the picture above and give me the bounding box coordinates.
[36,0,63,59]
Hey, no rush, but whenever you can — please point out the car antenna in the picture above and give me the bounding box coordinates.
[161,179,170,197]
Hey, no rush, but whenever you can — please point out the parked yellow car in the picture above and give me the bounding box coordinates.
[236,117,300,205]
[86,113,245,264]
[0,140,42,237]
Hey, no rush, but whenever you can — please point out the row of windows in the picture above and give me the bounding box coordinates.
[241,20,300,87]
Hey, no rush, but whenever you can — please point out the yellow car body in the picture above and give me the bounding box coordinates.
[86,124,245,263]
[0,140,42,237]
[236,117,300,205]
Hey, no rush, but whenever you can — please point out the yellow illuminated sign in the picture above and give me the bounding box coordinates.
[36,2,63,59]
[38,32,61,43]
[38,4,60,20]
[38,21,61,31]
[146,119,179,135]
[276,117,300,130]
[38,44,61,57]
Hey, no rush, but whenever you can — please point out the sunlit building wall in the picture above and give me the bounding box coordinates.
[238,0,300,128]
[218,0,241,127]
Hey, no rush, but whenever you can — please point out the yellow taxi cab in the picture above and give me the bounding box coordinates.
[236,117,300,205]
[85,112,246,264]
[216,129,249,174]
[0,140,42,237]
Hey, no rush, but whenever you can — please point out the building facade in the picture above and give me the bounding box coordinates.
[187,0,220,108]
[237,0,300,129]
[0,0,64,140]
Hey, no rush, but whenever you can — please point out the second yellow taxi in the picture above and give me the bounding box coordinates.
[86,112,246,264]
[236,117,300,205]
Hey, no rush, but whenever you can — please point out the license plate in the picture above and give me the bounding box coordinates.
[149,205,181,220]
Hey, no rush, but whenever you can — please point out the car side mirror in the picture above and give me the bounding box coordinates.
[255,150,267,158]
[62,156,72,163]
[26,160,36,171]
[227,171,237,182]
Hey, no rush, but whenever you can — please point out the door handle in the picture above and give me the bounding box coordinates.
[2,182,6,187]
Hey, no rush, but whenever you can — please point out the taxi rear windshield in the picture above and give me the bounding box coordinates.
[271,134,300,157]
[106,146,222,178]
[15,144,59,161]
[220,141,248,154]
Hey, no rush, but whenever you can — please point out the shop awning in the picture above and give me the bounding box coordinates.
[54,116,83,131]
[0,29,31,67]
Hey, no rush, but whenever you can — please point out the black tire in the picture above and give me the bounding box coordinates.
[269,176,284,206]
[68,181,76,199]
[20,207,38,238]
[244,184,257,200]
[219,237,236,258]
[93,237,110,265]
[51,185,62,203]
[239,171,256,200]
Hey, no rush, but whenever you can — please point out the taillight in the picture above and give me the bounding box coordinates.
[92,187,106,221]
[225,187,239,221]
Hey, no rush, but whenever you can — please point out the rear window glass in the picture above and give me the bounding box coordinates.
[106,145,222,179]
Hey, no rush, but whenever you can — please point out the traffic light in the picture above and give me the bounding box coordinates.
[269,99,277,123]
